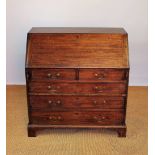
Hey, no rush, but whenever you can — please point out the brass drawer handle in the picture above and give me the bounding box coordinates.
[57,116,62,120]
[94,73,105,80]
[48,100,62,106]
[49,116,56,120]
[49,115,63,121]
[53,100,62,106]
[47,73,52,78]
[93,100,106,105]
[48,100,52,104]
[103,100,106,104]
[47,85,60,91]
[49,116,52,120]
[93,100,97,105]
[47,73,60,79]
[94,86,106,92]
[47,86,52,90]
[95,86,98,90]
[102,116,105,120]
[93,116,98,120]
[56,73,60,77]
[93,116,106,121]
[94,73,98,77]
[56,100,61,105]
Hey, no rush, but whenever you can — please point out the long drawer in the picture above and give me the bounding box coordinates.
[28,82,127,94]
[29,95,125,109]
[30,111,124,125]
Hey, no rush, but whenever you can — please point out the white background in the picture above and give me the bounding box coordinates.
[6,0,148,85]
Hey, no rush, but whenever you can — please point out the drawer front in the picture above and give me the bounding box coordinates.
[29,82,126,94]
[31,69,76,80]
[29,95,124,109]
[31,111,124,125]
[79,69,127,81]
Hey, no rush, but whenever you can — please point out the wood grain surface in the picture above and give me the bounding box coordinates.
[26,28,129,68]
[25,28,129,137]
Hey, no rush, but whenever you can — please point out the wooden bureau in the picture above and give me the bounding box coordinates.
[25,27,129,137]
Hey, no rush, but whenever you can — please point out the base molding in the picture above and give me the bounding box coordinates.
[28,124,127,137]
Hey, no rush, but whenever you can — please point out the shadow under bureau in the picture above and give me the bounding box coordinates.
[25,27,129,137]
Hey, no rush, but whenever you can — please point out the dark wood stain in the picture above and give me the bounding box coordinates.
[25,27,129,137]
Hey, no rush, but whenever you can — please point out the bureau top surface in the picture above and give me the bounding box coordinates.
[26,27,129,68]
[29,27,127,34]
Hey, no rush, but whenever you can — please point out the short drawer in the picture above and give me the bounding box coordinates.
[29,82,126,94]
[30,69,76,80]
[79,69,127,81]
[30,111,124,125]
[29,95,125,109]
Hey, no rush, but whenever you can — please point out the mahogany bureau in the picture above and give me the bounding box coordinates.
[25,27,129,137]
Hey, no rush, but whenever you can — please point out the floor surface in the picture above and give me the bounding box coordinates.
[7,86,148,155]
